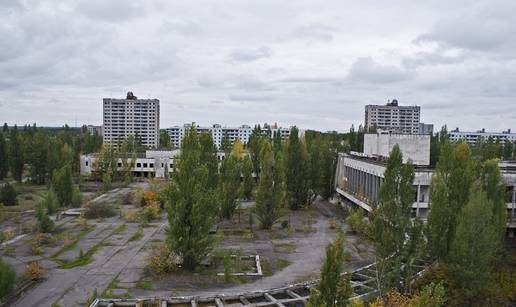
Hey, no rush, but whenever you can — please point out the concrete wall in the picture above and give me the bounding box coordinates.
[364,133,431,165]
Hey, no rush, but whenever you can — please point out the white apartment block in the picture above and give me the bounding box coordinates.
[363,132,431,165]
[166,124,291,149]
[448,128,516,144]
[365,100,424,134]
[103,92,160,148]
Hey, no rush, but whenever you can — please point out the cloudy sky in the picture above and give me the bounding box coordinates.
[1,0,515,132]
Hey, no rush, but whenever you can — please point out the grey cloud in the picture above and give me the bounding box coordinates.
[229,46,272,62]
[349,57,414,84]
[75,0,145,22]
[228,94,273,102]
[291,23,335,42]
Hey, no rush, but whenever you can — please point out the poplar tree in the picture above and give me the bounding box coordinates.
[218,154,241,219]
[480,159,507,242]
[220,132,232,154]
[52,165,73,207]
[247,125,262,175]
[166,127,216,270]
[0,132,8,180]
[285,127,309,209]
[27,131,49,184]
[372,145,423,293]
[199,133,219,190]
[449,185,498,303]
[255,139,283,229]
[307,230,352,307]
[9,127,24,182]
[241,156,254,199]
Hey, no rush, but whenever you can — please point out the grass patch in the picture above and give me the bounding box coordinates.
[114,224,127,234]
[260,257,273,277]
[273,242,297,254]
[51,225,96,259]
[277,257,291,270]
[128,226,144,242]
[136,280,153,290]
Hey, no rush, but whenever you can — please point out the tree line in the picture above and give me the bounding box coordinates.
[164,125,340,270]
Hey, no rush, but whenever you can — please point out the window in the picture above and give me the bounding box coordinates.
[137,163,141,167]
[143,163,148,168]
[85,161,89,166]
[149,163,154,168]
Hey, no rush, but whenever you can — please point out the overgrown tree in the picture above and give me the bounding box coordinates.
[220,132,232,154]
[308,230,353,307]
[218,154,241,219]
[52,165,73,207]
[160,130,171,149]
[448,184,498,304]
[255,139,283,229]
[247,125,262,176]
[479,159,507,243]
[166,127,217,270]
[27,131,49,184]
[0,182,17,206]
[285,127,309,209]
[9,128,24,182]
[0,258,16,299]
[0,132,8,180]
[241,155,254,200]
[41,188,59,215]
[372,145,423,293]
[199,133,219,190]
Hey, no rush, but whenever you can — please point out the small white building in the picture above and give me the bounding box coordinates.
[80,150,227,178]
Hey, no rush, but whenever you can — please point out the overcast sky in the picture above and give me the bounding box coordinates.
[1,0,515,132]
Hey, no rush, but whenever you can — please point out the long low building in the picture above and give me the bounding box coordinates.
[80,150,227,178]
[334,152,516,236]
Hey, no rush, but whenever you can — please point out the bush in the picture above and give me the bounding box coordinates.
[141,203,160,222]
[145,244,177,276]
[71,186,82,208]
[36,204,54,233]
[281,220,289,229]
[24,261,46,280]
[84,202,116,219]
[0,258,16,298]
[345,209,368,237]
[0,183,18,206]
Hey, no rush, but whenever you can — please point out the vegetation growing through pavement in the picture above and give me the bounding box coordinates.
[0,258,16,299]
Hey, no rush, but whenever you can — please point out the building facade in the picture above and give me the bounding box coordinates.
[86,125,102,136]
[363,132,431,165]
[334,152,516,236]
[448,128,516,144]
[365,100,424,134]
[166,124,291,149]
[103,92,160,148]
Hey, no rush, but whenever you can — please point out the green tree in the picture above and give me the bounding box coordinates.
[27,131,49,184]
[410,282,446,307]
[166,127,216,270]
[255,139,283,229]
[220,132,232,154]
[199,133,219,190]
[71,186,82,208]
[428,142,474,262]
[449,184,498,304]
[307,230,352,307]
[502,140,513,160]
[372,145,423,293]
[52,165,73,207]
[247,125,262,175]
[160,130,171,149]
[285,127,309,210]
[0,258,16,299]
[0,132,8,180]
[36,202,54,233]
[9,128,24,182]
[218,154,241,219]
[0,182,18,206]
[241,155,254,199]
[479,159,507,242]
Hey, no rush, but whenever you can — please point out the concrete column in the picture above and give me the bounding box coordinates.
[416,184,421,217]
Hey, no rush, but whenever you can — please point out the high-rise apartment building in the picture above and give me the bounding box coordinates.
[448,128,516,144]
[103,92,160,148]
[166,123,292,149]
[365,100,422,134]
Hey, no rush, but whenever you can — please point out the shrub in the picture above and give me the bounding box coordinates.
[132,189,145,207]
[0,183,18,206]
[145,244,177,276]
[24,261,46,280]
[223,254,233,283]
[36,204,54,233]
[141,203,160,222]
[71,186,82,208]
[84,202,116,219]
[281,220,289,229]
[0,259,16,298]
[345,209,368,237]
